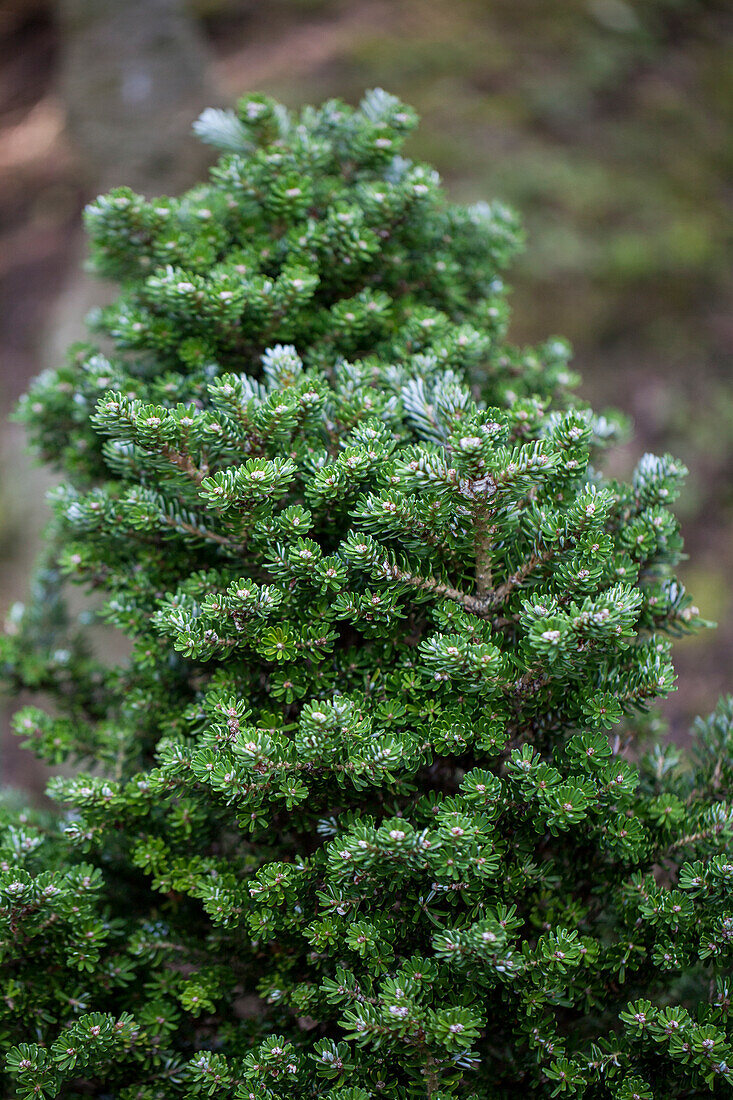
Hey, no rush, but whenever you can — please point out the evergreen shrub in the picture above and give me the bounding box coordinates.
[2,90,732,1099]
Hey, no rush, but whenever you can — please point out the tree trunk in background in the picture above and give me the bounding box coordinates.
[2,0,216,796]
[47,0,218,353]
[59,0,215,195]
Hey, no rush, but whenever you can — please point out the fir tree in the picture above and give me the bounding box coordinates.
[1,90,732,1099]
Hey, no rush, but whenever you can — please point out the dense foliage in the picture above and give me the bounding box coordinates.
[1,91,732,1099]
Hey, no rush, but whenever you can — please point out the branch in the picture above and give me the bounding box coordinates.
[668,819,731,852]
[473,509,496,599]
[392,547,554,620]
[394,567,489,616]
[483,549,554,609]
[159,444,207,485]
[157,510,243,552]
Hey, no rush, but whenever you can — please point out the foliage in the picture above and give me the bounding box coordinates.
[1,90,731,1099]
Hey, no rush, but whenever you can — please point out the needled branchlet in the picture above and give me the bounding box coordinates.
[1,91,731,1100]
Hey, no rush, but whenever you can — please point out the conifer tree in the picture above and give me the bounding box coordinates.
[1,90,732,1099]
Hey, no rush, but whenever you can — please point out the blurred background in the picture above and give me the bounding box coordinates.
[1,0,731,793]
